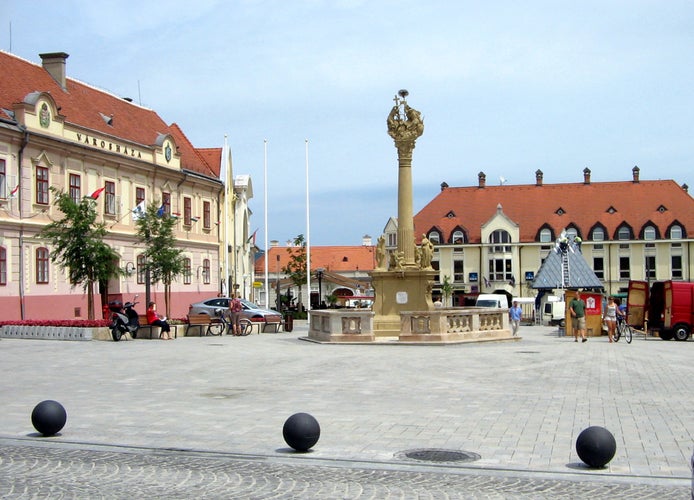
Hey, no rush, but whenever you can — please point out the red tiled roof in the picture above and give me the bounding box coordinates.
[414,180,694,244]
[256,246,376,274]
[0,51,216,177]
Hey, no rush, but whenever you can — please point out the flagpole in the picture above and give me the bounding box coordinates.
[263,139,269,308]
[305,139,311,319]
[222,135,230,296]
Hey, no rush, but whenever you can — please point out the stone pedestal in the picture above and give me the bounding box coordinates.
[371,269,437,338]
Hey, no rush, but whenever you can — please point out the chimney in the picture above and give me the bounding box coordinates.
[535,169,543,186]
[440,181,449,191]
[270,240,279,247]
[362,234,372,246]
[39,52,69,90]
[632,165,640,183]
[583,167,591,184]
[478,171,486,188]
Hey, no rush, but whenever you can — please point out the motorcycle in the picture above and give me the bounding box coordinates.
[108,295,140,341]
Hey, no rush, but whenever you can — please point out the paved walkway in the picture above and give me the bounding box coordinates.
[0,322,692,498]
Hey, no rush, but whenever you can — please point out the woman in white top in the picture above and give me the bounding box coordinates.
[604,296,620,343]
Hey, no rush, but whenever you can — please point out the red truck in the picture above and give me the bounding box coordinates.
[628,280,694,341]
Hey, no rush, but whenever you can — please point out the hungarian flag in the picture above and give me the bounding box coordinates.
[9,185,19,198]
[90,187,106,199]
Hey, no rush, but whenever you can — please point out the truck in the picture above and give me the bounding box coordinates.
[627,280,693,341]
[541,295,566,326]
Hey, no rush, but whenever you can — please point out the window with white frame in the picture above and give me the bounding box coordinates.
[671,254,683,279]
[539,228,552,243]
[489,229,511,253]
[617,227,631,240]
[452,230,465,244]
[36,247,49,284]
[593,257,604,280]
[670,225,683,239]
[592,227,605,241]
[643,225,656,240]
[619,256,630,280]
[104,181,116,215]
[428,231,440,244]
[183,257,191,284]
[202,259,210,284]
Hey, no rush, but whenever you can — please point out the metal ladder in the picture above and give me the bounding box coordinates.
[561,249,570,288]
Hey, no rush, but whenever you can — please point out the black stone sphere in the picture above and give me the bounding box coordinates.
[576,426,616,468]
[283,412,320,452]
[31,400,67,436]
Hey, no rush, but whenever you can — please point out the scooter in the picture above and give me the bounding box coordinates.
[109,295,140,341]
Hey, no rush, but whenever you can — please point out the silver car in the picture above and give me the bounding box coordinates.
[188,297,279,321]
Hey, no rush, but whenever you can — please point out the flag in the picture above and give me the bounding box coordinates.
[484,276,491,288]
[90,187,106,199]
[246,228,258,245]
[156,204,165,217]
[9,184,19,198]
[131,200,145,221]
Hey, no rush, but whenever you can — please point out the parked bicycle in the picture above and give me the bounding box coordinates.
[209,309,251,336]
[613,315,633,343]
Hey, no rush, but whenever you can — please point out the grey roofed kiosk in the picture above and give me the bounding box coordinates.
[532,235,604,291]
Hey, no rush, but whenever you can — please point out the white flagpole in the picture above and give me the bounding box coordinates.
[222,134,230,296]
[305,139,311,319]
[264,139,269,308]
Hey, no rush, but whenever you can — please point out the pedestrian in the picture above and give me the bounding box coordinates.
[509,300,522,336]
[146,301,172,340]
[603,296,620,343]
[569,290,587,342]
[508,300,523,337]
[229,293,243,335]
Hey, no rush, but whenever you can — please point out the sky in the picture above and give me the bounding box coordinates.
[2,1,693,248]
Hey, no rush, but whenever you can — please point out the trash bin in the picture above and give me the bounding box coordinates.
[284,313,294,332]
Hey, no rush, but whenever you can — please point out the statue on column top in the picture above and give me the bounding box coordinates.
[387,89,424,146]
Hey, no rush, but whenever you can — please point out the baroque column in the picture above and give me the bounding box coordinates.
[387,91,424,267]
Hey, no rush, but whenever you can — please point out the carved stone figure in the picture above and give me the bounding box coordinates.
[375,235,387,270]
[419,235,434,270]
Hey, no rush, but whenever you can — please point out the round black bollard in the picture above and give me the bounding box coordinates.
[576,426,616,468]
[283,412,320,451]
[31,400,67,436]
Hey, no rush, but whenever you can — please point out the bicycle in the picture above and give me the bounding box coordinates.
[613,315,633,344]
[206,309,228,336]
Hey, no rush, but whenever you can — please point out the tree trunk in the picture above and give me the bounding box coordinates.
[87,280,95,320]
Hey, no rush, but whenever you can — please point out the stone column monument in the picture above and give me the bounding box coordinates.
[371,91,437,337]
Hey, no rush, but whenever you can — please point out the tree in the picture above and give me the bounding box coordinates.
[283,234,307,312]
[441,275,453,307]
[38,188,121,319]
[135,203,185,316]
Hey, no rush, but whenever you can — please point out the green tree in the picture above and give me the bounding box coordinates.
[135,203,185,316]
[283,234,307,312]
[38,188,121,319]
[441,275,453,307]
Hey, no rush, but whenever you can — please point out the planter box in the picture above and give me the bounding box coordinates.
[0,325,110,341]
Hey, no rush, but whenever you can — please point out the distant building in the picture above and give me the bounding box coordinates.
[389,168,693,305]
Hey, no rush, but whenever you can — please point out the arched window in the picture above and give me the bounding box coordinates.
[428,231,440,244]
[670,225,683,239]
[591,227,605,241]
[0,246,6,286]
[36,247,49,284]
[617,227,631,240]
[451,230,465,244]
[565,227,578,239]
[643,225,657,240]
[489,230,511,253]
[539,228,552,243]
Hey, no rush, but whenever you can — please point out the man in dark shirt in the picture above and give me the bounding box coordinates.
[569,290,587,343]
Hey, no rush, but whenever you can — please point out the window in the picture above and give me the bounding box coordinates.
[387,233,397,247]
[202,259,210,284]
[137,254,146,284]
[453,259,464,282]
[565,227,578,240]
[36,166,49,205]
[136,187,145,206]
[0,246,6,285]
[645,255,656,279]
[489,258,512,281]
[104,181,116,215]
[593,257,604,280]
[69,173,81,203]
[672,254,683,279]
[539,228,552,243]
[489,230,511,253]
[670,225,683,239]
[428,231,440,244]
[183,258,191,285]
[643,225,656,240]
[0,158,6,198]
[619,256,630,280]
[161,192,171,215]
[431,260,440,283]
[203,201,211,229]
[36,247,49,284]
[591,227,604,241]
[452,230,465,244]
[617,227,631,240]
[184,197,192,225]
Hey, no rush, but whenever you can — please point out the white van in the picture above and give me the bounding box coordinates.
[541,296,566,326]
[475,294,509,308]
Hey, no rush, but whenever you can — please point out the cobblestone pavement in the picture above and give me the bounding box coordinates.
[0,322,692,498]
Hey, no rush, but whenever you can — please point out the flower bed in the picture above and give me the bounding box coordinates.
[0,319,111,341]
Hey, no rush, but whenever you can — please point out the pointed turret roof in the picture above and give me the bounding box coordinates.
[532,237,604,290]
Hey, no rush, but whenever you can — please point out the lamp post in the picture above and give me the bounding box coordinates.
[316,268,325,309]
[276,254,281,312]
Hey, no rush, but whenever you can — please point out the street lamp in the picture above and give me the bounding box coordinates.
[316,268,325,309]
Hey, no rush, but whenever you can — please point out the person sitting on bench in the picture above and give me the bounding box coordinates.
[146,301,172,340]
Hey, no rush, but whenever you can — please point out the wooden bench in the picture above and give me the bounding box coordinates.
[185,314,215,336]
[138,315,178,339]
[241,315,283,334]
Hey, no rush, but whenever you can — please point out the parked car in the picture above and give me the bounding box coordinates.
[188,297,279,321]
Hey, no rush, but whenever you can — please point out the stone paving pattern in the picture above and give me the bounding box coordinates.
[0,322,691,498]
